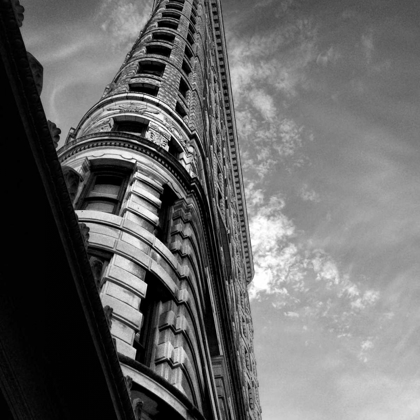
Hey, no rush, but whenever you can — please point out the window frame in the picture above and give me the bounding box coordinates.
[77,166,130,216]
[129,82,160,96]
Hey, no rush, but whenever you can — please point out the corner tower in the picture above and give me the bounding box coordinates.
[58,0,261,419]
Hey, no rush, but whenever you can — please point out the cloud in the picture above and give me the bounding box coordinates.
[249,89,277,121]
[247,184,382,360]
[300,184,320,202]
[316,46,340,67]
[96,0,153,48]
[228,17,318,100]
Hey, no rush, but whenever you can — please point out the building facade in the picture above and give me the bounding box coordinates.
[57,0,261,419]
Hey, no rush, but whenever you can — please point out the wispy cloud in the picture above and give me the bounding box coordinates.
[247,184,382,361]
[228,16,318,100]
[96,0,153,48]
[300,184,320,202]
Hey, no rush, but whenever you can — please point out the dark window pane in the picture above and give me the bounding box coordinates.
[114,121,148,135]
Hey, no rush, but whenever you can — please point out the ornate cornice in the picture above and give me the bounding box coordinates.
[209,0,254,284]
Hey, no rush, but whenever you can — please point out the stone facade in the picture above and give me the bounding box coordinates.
[58,0,261,419]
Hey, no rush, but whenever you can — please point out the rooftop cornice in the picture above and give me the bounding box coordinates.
[208,0,254,284]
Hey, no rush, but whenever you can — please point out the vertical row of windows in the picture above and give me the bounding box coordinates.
[79,165,178,370]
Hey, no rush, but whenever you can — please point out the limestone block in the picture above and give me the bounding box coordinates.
[120,232,151,255]
[106,266,147,297]
[125,197,160,224]
[155,341,174,363]
[133,172,163,194]
[89,233,116,251]
[132,179,161,198]
[130,193,159,213]
[104,281,142,309]
[110,318,136,345]
[101,295,142,330]
[114,337,136,359]
[150,250,173,275]
[76,210,122,226]
[159,310,176,329]
[124,211,155,232]
[122,218,156,244]
[177,288,189,303]
[172,346,188,366]
[152,239,178,267]
[114,254,146,279]
[131,182,162,206]
[150,260,178,294]
[175,314,188,332]
[86,222,119,238]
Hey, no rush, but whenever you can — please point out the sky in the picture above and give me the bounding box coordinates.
[21,0,420,419]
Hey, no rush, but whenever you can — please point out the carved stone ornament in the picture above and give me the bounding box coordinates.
[47,120,61,148]
[147,129,169,149]
[103,305,113,329]
[132,398,144,420]
[107,103,147,114]
[62,165,82,203]
[11,0,24,27]
[125,376,133,392]
[84,118,113,136]
[162,116,192,150]
[89,256,104,290]
[27,52,43,96]
[106,102,160,116]
[78,222,90,249]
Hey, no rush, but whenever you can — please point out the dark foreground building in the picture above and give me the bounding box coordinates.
[0,0,261,419]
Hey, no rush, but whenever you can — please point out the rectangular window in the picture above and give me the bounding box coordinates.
[184,45,193,61]
[157,20,178,30]
[152,32,175,43]
[182,60,192,76]
[134,274,169,366]
[113,120,148,136]
[138,61,166,77]
[168,137,182,159]
[78,168,130,215]
[129,83,159,96]
[175,102,187,118]
[146,44,172,57]
[179,78,189,98]
[187,32,194,46]
[162,11,180,20]
[166,3,183,11]
[155,185,178,243]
